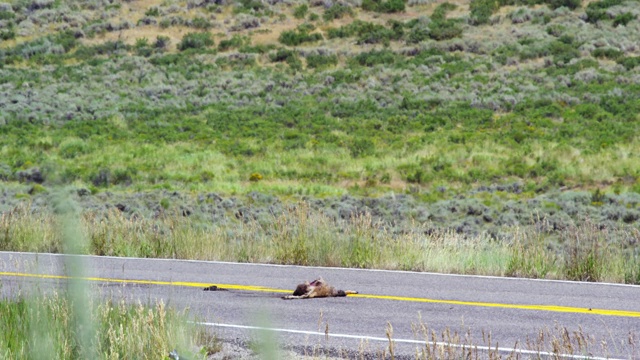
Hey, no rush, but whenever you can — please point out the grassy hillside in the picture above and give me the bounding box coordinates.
[0,0,639,280]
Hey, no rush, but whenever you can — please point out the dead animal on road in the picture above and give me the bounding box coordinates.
[282,277,358,300]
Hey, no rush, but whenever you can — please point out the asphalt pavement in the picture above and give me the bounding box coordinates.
[1,251,638,359]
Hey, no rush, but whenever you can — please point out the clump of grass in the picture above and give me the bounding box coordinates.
[411,315,615,359]
[0,293,217,359]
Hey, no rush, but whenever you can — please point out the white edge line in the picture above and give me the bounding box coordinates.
[197,322,623,360]
[2,251,640,289]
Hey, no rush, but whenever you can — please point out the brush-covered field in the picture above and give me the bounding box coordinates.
[0,0,639,282]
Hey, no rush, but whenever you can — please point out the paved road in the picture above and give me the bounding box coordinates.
[1,252,638,359]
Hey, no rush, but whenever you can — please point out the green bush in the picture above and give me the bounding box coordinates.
[362,0,406,13]
[349,138,375,157]
[218,35,247,51]
[429,20,463,40]
[353,49,398,66]
[270,48,302,69]
[613,12,635,27]
[405,20,430,44]
[177,32,214,51]
[327,20,402,44]
[0,29,15,41]
[278,28,323,46]
[154,35,171,49]
[617,56,640,70]
[145,7,160,17]
[591,47,623,60]
[469,0,499,25]
[306,53,338,69]
[323,4,354,21]
[327,20,378,39]
[432,2,458,21]
[428,3,463,40]
[585,0,622,21]
[191,17,212,30]
[0,10,15,20]
[235,0,267,14]
[293,4,308,19]
[549,40,580,64]
[545,0,581,9]
[59,138,88,159]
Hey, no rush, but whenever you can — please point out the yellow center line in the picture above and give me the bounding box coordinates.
[2,271,639,318]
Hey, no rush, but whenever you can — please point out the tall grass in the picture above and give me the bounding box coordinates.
[0,293,216,359]
[2,202,639,283]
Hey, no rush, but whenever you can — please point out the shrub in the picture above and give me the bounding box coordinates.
[177,32,214,51]
[249,172,263,181]
[59,138,88,159]
[585,0,623,22]
[145,6,160,16]
[0,164,11,181]
[349,138,375,157]
[357,25,399,45]
[428,3,463,40]
[278,28,323,46]
[429,21,463,40]
[293,4,308,19]
[405,19,430,44]
[134,37,153,57]
[469,0,499,25]
[591,47,623,60]
[0,10,15,20]
[327,20,378,39]
[270,48,302,69]
[328,20,402,44]
[613,12,635,27]
[545,0,581,9]
[379,0,406,13]
[0,29,15,41]
[616,56,640,70]
[353,49,398,66]
[218,35,247,51]
[362,0,406,13]
[154,35,171,49]
[235,0,267,14]
[191,16,212,30]
[306,53,338,68]
[432,2,458,21]
[548,40,580,64]
[323,3,354,21]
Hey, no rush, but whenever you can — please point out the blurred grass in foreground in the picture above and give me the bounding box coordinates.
[0,294,217,359]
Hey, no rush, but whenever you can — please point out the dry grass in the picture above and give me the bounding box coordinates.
[2,201,639,283]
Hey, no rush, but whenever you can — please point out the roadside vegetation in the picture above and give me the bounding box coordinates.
[0,0,639,285]
[0,293,218,359]
[2,201,639,283]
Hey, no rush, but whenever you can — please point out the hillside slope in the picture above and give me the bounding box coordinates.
[0,0,639,271]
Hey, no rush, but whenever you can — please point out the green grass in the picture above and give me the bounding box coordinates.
[3,123,640,198]
[0,293,218,359]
